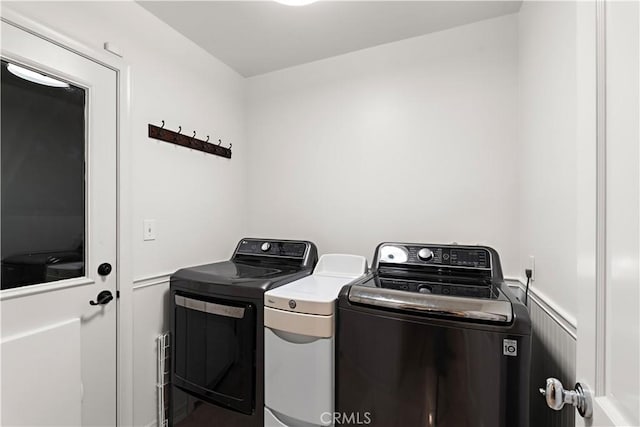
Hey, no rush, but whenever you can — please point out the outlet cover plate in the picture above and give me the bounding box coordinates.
[143,219,156,241]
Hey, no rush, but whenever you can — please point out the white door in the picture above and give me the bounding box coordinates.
[569,1,639,426]
[0,20,117,426]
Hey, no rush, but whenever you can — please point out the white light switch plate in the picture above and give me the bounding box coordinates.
[143,219,156,241]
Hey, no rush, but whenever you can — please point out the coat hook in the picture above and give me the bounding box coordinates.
[206,136,210,143]
[174,126,182,142]
[192,131,197,139]
[218,139,222,146]
[160,120,165,129]
[228,143,233,150]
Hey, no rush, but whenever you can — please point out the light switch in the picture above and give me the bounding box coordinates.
[144,219,156,241]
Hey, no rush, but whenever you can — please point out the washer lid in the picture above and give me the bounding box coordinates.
[348,285,513,323]
[313,253,368,278]
[264,254,367,315]
[264,275,357,315]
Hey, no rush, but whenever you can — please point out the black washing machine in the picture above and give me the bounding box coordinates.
[170,238,318,427]
[336,242,531,427]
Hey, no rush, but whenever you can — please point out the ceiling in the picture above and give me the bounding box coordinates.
[139,1,522,77]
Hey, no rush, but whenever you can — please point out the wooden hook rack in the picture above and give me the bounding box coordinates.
[148,122,232,159]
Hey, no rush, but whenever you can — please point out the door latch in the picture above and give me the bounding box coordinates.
[98,263,112,276]
[540,378,592,418]
[89,290,114,306]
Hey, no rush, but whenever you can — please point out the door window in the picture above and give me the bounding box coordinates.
[1,59,86,289]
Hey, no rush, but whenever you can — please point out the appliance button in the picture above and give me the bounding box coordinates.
[288,300,297,309]
[417,248,434,261]
[261,242,271,252]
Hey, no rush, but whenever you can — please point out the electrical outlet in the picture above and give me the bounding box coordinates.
[528,256,535,281]
[143,219,156,241]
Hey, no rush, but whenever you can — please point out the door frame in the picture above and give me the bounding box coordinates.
[576,0,639,425]
[0,8,134,426]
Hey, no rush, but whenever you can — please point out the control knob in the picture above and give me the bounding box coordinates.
[417,248,434,261]
[261,242,271,252]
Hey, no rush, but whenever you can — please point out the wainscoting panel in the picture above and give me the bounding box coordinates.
[509,282,577,427]
[133,274,172,427]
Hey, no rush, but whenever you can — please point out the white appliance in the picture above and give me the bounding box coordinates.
[263,254,368,427]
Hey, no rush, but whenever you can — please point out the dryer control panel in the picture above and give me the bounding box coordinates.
[235,238,309,259]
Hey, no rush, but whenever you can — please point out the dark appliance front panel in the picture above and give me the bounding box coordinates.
[336,306,530,427]
[173,292,256,415]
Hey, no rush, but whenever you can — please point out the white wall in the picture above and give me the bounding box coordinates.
[3,2,247,425]
[517,1,579,323]
[246,14,521,277]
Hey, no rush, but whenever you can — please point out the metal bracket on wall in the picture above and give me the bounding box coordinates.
[157,332,171,427]
[148,121,232,159]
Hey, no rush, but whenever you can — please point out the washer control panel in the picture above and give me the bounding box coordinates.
[378,243,491,270]
[379,278,494,298]
[236,239,308,259]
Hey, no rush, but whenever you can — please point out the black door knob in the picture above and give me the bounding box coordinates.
[89,290,114,306]
[98,263,112,276]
